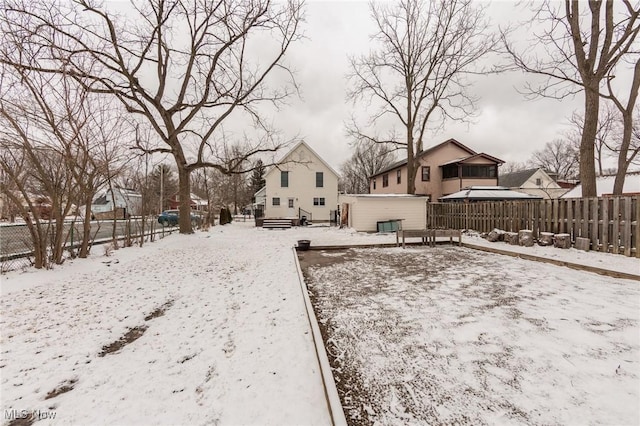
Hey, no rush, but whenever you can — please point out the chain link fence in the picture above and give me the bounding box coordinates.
[0,217,179,272]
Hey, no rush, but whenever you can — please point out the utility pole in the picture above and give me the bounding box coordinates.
[159,166,163,213]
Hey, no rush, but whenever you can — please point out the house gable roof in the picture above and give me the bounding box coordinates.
[370,138,495,178]
[498,168,539,187]
[498,168,559,188]
[265,140,340,178]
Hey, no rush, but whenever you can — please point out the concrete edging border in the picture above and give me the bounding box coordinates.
[292,247,348,426]
[461,242,640,282]
[297,240,639,282]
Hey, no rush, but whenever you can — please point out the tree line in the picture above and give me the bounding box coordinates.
[0,0,638,270]
[342,0,638,195]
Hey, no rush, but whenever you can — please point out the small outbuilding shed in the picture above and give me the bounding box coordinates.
[338,194,429,232]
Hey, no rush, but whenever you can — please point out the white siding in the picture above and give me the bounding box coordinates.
[264,142,339,221]
[339,195,428,232]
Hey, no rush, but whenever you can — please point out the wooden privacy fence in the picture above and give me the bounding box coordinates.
[427,196,639,257]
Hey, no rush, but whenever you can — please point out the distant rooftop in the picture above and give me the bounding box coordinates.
[440,186,543,201]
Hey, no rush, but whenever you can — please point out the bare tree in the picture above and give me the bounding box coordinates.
[1,0,303,233]
[340,140,396,194]
[348,0,496,194]
[603,56,640,193]
[531,139,579,180]
[68,96,130,257]
[500,161,530,175]
[567,104,618,177]
[502,0,640,196]
[0,69,78,267]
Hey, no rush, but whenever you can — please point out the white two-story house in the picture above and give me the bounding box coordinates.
[263,141,339,223]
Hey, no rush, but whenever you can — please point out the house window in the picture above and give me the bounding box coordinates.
[281,171,289,187]
[288,198,294,208]
[373,179,376,190]
[442,164,459,179]
[397,170,401,184]
[461,165,496,178]
[421,166,430,182]
[272,197,280,206]
[536,178,542,186]
[313,197,326,206]
[316,172,324,188]
[382,174,389,187]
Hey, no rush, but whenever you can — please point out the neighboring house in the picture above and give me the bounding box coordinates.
[562,172,640,198]
[92,187,142,217]
[169,192,208,212]
[263,141,339,222]
[6,192,53,220]
[498,168,568,199]
[439,186,543,202]
[369,138,504,200]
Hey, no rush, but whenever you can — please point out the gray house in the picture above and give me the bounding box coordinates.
[91,187,142,218]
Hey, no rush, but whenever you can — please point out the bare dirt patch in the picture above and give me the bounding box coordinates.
[144,300,174,321]
[300,247,640,426]
[45,378,78,400]
[98,326,148,357]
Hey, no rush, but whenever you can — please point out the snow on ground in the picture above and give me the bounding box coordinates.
[1,220,638,425]
[303,247,640,425]
[1,222,337,426]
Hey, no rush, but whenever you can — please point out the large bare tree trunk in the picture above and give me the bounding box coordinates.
[79,197,93,258]
[177,165,192,234]
[406,131,415,194]
[611,59,640,195]
[348,0,495,196]
[502,0,640,197]
[580,86,600,197]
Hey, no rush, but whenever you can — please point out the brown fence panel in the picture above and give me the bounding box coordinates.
[427,196,637,257]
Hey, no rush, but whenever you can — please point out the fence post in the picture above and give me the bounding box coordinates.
[635,196,640,258]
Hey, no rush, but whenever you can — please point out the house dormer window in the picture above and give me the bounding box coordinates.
[536,178,542,186]
[316,172,324,188]
[281,171,289,187]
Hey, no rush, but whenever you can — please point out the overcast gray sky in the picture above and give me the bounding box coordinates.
[267,0,593,172]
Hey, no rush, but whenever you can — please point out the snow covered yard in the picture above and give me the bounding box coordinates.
[1,222,342,426]
[1,220,639,426]
[301,247,640,426]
